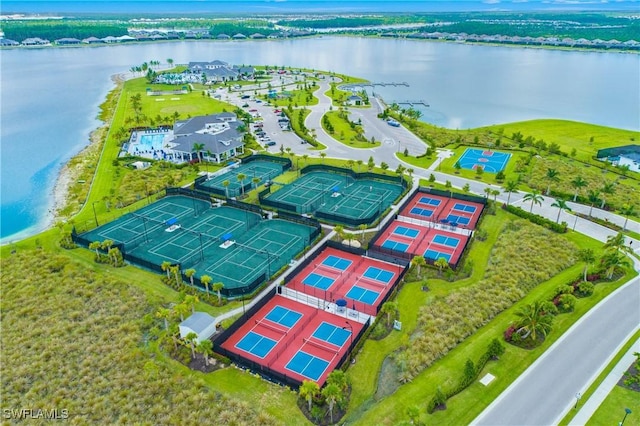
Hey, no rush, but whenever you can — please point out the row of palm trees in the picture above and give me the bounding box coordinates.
[160,261,225,303]
[299,370,349,424]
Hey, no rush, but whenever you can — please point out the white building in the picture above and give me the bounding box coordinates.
[179,312,217,343]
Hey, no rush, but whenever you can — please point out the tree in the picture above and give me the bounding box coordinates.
[196,339,213,366]
[161,261,172,279]
[89,241,101,258]
[170,265,181,284]
[434,257,449,276]
[484,187,492,198]
[252,176,261,189]
[200,274,212,295]
[326,369,348,393]
[544,168,560,195]
[523,190,543,213]
[604,232,632,255]
[155,307,173,331]
[173,302,189,321]
[358,224,367,243]
[185,268,196,287]
[406,406,420,425]
[183,295,199,314]
[577,248,596,282]
[514,300,553,342]
[367,156,375,170]
[321,383,342,424]
[551,198,571,223]
[167,58,174,67]
[600,181,616,209]
[570,176,587,202]
[212,282,224,304]
[411,255,426,277]
[222,180,230,198]
[503,180,519,205]
[587,190,601,217]
[299,380,320,413]
[619,204,636,231]
[454,161,462,173]
[357,159,364,171]
[237,173,247,196]
[600,250,630,279]
[491,189,500,201]
[380,301,397,326]
[184,332,198,359]
[320,152,327,163]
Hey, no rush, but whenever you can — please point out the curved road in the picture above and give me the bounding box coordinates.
[222,75,640,424]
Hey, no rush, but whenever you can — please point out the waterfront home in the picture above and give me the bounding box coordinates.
[187,60,255,83]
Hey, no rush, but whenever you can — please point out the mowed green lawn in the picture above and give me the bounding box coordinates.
[587,386,637,425]
[480,119,640,163]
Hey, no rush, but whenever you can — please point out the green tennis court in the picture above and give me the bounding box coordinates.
[262,171,403,224]
[199,160,284,197]
[78,195,316,291]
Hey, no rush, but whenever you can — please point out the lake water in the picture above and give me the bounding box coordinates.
[1,37,638,241]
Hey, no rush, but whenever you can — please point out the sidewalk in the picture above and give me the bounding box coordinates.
[569,334,640,425]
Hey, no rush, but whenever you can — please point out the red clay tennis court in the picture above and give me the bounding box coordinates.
[371,220,469,266]
[285,246,404,316]
[219,294,364,386]
[399,192,484,230]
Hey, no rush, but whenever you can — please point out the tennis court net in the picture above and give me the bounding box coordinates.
[255,318,288,336]
[303,337,340,355]
[355,274,388,290]
[315,263,344,278]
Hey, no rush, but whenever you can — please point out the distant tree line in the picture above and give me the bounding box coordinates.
[3,20,129,40]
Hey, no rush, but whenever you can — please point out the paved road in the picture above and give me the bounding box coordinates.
[472,268,640,426]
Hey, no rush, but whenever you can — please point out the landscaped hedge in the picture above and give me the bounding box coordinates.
[501,204,568,233]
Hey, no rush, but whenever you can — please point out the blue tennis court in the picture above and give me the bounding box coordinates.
[286,350,330,381]
[393,226,420,238]
[410,207,433,218]
[265,305,302,328]
[382,239,409,252]
[457,148,511,173]
[445,214,470,225]
[312,322,351,347]
[302,272,335,290]
[418,196,441,206]
[453,203,477,213]
[432,235,460,248]
[235,331,277,358]
[363,266,394,283]
[346,285,380,305]
[424,249,452,262]
[322,255,352,271]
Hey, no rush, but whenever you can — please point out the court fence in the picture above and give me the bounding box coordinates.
[300,164,409,190]
[276,211,322,242]
[242,153,292,172]
[166,186,213,204]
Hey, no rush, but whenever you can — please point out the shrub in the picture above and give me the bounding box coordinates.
[504,325,516,342]
[576,281,595,297]
[557,294,577,313]
[501,204,568,233]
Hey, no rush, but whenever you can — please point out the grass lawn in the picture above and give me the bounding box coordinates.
[266,85,320,107]
[322,110,380,148]
[585,385,638,425]
[480,119,640,164]
[396,152,438,170]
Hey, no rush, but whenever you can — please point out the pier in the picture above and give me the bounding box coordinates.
[393,100,430,107]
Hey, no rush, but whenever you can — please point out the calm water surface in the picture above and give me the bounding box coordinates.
[1,37,638,240]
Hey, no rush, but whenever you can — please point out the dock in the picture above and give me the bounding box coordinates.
[393,100,430,107]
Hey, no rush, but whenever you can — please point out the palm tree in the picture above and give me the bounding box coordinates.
[155,307,173,331]
[212,282,224,304]
[619,204,636,231]
[587,190,601,217]
[299,380,320,413]
[192,143,205,163]
[184,332,198,359]
[89,241,101,257]
[169,265,181,284]
[545,168,560,195]
[200,274,212,295]
[320,152,327,163]
[334,225,345,241]
[503,180,519,205]
[161,261,172,279]
[196,339,213,366]
[434,257,449,276]
[222,180,231,198]
[514,300,553,342]
[523,190,543,213]
[551,198,572,223]
[173,302,189,321]
[484,187,492,198]
[380,301,397,326]
[577,248,596,282]
[237,173,247,196]
[184,295,199,314]
[491,189,500,201]
[185,269,196,287]
[356,159,364,171]
[358,224,367,243]
[167,58,174,67]
[570,176,587,202]
[321,383,343,424]
[604,232,631,255]
[411,255,426,277]
[326,369,348,393]
[600,181,616,209]
[600,250,630,279]
[252,176,261,189]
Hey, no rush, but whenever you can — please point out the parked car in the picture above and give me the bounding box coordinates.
[249,108,258,112]
[265,141,276,146]
[253,123,264,128]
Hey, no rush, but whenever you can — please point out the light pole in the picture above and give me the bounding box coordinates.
[574,392,581,409]
[91,201,100,227]
[620,408,632,425]
[342,321,353,347]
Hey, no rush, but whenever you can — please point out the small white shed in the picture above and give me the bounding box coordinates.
[179,312,217,343]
